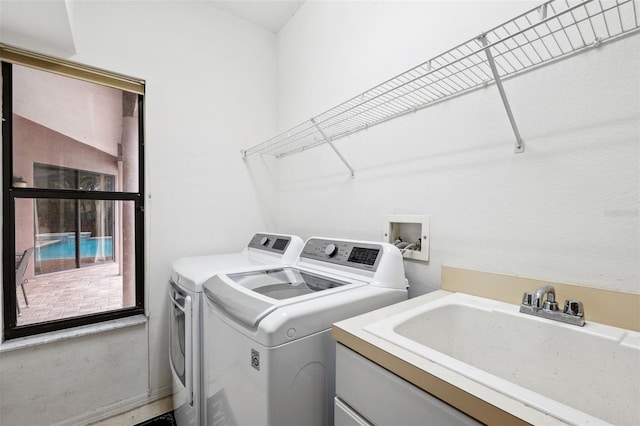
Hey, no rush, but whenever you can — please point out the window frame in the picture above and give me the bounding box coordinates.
[1,57,146,340]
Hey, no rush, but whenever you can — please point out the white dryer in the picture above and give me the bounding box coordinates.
[202,237,409,426]
[169,233,304,426]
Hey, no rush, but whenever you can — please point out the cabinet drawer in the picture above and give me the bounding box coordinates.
[335,344,480,426]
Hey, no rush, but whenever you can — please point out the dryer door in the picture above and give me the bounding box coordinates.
[169,281,193,405]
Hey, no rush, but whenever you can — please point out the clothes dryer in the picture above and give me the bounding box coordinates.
[202,237,408,426]
[169,233,304,426]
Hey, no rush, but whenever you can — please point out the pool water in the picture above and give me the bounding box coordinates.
[36,237,113,260]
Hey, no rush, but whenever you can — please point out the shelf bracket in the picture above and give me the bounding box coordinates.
[311,118,355,178]
[479,35,525,153]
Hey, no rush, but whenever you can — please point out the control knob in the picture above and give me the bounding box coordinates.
[260,237,270,246]
[324,243,338,257]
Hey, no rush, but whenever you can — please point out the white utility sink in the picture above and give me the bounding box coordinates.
[364,292,640,426]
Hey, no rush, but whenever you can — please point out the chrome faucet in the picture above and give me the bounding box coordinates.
[533,284,557,310]
[520,285,585,326]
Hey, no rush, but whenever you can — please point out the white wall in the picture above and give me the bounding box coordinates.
[268,1,639,296]
[1,1,638,424]
[1,1,276,424]
[0,323,148,425]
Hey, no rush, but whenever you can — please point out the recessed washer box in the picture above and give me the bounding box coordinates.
[383,215,430,262]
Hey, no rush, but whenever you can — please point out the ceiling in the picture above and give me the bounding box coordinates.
[211,0,305,33]
[0,0,305,57]
[0,0,76,56]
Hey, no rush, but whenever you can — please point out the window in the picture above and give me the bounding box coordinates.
[1,45,145,339]
[33,164,116,274]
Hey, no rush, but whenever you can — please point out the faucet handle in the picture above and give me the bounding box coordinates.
[521,292,534,306]
[564,299,584,317]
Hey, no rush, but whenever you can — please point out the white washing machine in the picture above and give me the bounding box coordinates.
[169,233,304,426]
[202,237,409,426]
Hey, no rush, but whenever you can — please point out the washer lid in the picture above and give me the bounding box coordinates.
[228,267,350,300]
[204,275,274,328]
[203,267,351,328]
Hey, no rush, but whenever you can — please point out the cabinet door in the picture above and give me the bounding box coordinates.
[335,344,481,426]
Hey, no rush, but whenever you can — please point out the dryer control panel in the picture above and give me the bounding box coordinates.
[300,238,382,271]
[247,233,292,254]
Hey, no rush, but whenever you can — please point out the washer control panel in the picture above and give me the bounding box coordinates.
[247,233,292,254]
[300,238,382,271]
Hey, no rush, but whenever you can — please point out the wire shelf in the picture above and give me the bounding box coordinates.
[242,0,640,159]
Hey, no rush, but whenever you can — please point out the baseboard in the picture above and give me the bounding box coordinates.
[51,384,173,426]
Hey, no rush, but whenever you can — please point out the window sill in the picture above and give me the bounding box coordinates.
[0,314,147,353]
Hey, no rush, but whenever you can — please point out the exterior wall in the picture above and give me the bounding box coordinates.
[12,64,123,157]
[12,114,120,280]
[12,115,118,181]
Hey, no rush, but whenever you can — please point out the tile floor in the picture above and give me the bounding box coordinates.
[17,262,124,326]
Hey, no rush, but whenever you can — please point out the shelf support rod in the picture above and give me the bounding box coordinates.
[311,118,355,178]
[479,35,525,153]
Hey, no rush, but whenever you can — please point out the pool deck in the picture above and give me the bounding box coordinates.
[16,262,123,326]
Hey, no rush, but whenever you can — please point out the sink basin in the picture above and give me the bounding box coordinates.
[364,292,640,425]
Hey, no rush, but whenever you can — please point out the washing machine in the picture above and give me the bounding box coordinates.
[202,237,409,426]
[169,233,304,426]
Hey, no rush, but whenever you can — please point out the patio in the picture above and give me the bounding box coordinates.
[17,262,123,326]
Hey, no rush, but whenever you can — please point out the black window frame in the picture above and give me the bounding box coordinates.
[2,60,146,340]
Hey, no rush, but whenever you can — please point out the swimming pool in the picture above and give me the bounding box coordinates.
[36,237,113,260]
